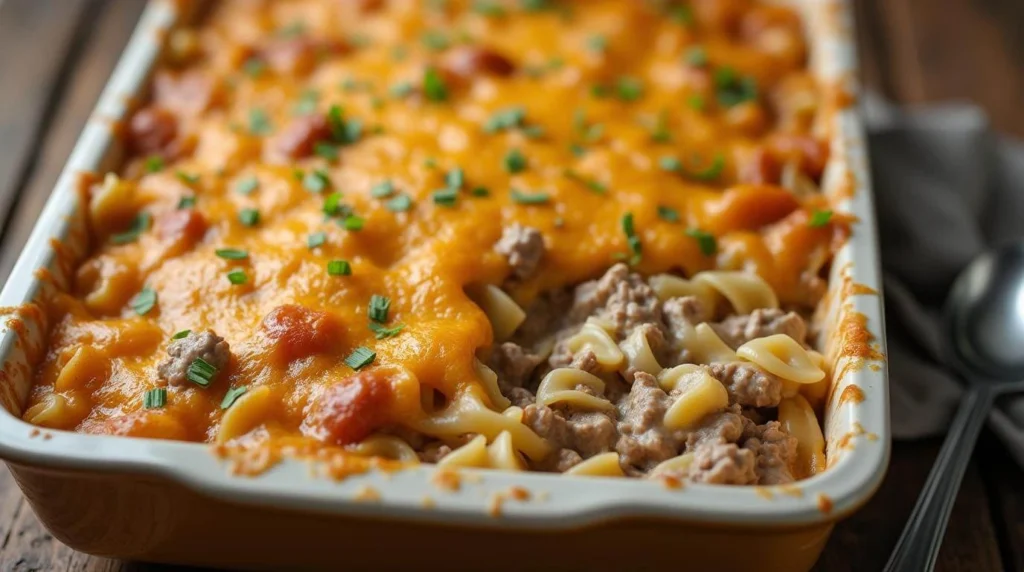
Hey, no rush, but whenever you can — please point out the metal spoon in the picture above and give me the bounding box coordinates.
[885,241,1024,571]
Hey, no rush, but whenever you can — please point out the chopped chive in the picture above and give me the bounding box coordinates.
[303,170,330,193]
[483,106,526,133]
[470,186,490,197]
[235,176,259,195]
[368,295,390,323]
[446,167,464,190]
[423,67,448,102]
[386,194,413,212]
[390,81,413,98]
[143,388,167,409]
[327,260,352,276]
[177,195,196,209]
[590,84,612,98]
[685,228,717,256]
[519,0,551,11]
[650,110,671,143]
[342,215,364,231]
[307,231,327,249]
[503,149,527,173]
[809,209,834,228]
[220,386,247,409]
[510,188,550,205]
[474,0,505,16]
[171,329,191,340]
[521,125,545,139]
[657,205,680,222]
[714,67,758,107]
[144,156,164,173]
[322,192,344,216]
[314,142,340,161]
[226,269,248,285]
[131,287,157,316]
[659,156,682,172]
[239,208,260,227]
[242,57,266,78]
[215,248,248,260]
[248,108,273,135]
[186,357,218,387]
[621,212,642,265]
[569,144,586,157]
[433,188,459,206]
[175,170,200,185]
[293,88,320,116]
[344,346,376,370]
[111,212,152,244]
[421,30,450,51]
[370,180,394,198]
[277,21,307,38]
[684,153,726,181]
[616,77,644,102]
[369,322,405,339]
[668,5,694,25]
[684,46,708,67]
[587,34,608,54]
[686,94,706,111]
[564,170,607,194]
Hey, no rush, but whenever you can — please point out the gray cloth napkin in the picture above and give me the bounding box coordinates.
[866,94,1024,467]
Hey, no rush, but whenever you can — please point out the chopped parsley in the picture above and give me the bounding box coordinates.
[144,156,164,173]
[143,388,167,409]
[293,89,320,116]
[714,67,758,107]
[386,194,413,212]
[248,108,273,135]
[326,105,363,145]
[423,67,448,102]
[370,180,395,198]
[685,228,717,256]
[368,295,391,323]
[111,212,152,244]
[667,5,694,26]
[344,346,376,370]
[504,149,527,173]
[177,195,196,209]
[510,188,550,205]
[327,260,352,276]
[483,106,526,133]
[659,156,682,172]
[215,248,248,260]
[564,170,607,194]
[235,176,259,195]
[239,208,260,227]
[809,209,834,228]
[187,357,218,387]
[657,205,680,222]
[220,386,247,409]
[314,141,340,161]
[616,77,644,102]
[685,153,726,181]
[131,287,157,316]
[303,169,330,193]
[171,329,191,340]
[307,231,327,249]
[621,212,642,265]
[226,269,248,285]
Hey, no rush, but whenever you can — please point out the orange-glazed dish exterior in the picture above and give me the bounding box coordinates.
[23,0,853,484]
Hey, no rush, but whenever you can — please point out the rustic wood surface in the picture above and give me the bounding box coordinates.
[0,0,1021,570]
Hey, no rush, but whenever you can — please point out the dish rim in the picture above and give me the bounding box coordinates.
[0,0,890,529]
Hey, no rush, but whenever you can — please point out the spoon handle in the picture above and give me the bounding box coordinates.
[883,384,996,572]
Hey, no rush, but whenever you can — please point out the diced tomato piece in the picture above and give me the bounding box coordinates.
[305,371,392,445]
[441,46,515,82]
[127,106,178,157]
[260,304,343,362]
[270,114,331,160]
[155,209,208,245]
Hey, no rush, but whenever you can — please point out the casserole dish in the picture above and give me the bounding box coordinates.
[0,0,888,570]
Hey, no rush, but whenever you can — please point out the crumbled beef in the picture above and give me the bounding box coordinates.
[711,308,808,349]
[522,404,617,471]
[743,420,799,485]
[127,106,179,158]
[487,342,543,391]
[684,404,746,451]
[494,224,544,280]
[419,443,453,464]
[689,442,758,485]
[708,362,783,408]
[157,330,230,386]
[505,387,536,409]
[511,289,571,346]
[615,372,684,472]
[570,264,662,337]
[569,349,600,374]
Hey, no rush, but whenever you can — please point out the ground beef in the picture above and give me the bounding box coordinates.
[711,308,808,349]
[494,224,545,280]
[510,289,571,347]
[418,443,453,464]
[569,264,662,337]
[689,442,758,485]
[708,362,783,408]
[615,372,684,472]
[157,330,229,387]
[660,295,712,364]
[742,420,799,484]
[522,404,617,471]
[505,387,536,409]
[487,342,543,391]
[684,404,746,451]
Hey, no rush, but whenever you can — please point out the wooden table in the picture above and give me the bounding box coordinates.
[0,1,1021,570]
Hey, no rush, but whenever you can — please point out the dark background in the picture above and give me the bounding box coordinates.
[0,0,1022,570]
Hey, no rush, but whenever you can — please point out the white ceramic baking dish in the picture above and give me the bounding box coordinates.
[0,1,889,570]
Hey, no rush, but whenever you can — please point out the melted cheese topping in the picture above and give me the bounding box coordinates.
[25,0,849,468]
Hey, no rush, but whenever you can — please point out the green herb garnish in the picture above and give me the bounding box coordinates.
[111,212,152,244]
[386,194,413,212]
[370,180,394,198]
[809,209,834,228]
[483,106,526,133]
[307,232,327,249]
[131,287,157,316]
[328,260,352,276]
[423,68,448,102]
[342,215,364,231]
[369,322,405,339]
[657,205,680,222]
[187,357,218,387]
[685,228,717,256]
[172,330,191,340]
[368,295,390,323]
[220,386,247,409]
[621,212,642,265]
[510,188,550,205]
[714,67,758,107]
[235,176,259,195]
[684,46,708,67]
[564,170,607,194]
[344,346,376,370]
[239,208,260,227]
[433,188,459,206]
[215,248,248,260]
[504,149,527,173]
[616,77,644,102]
[248,108,273,135]
[303,170,330,193]
[177,196,196,209]
[226,269,248,285]
[144,156,164,173]
[143,388,167,409]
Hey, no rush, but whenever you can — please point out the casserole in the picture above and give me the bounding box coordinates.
[0,1,889,570]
